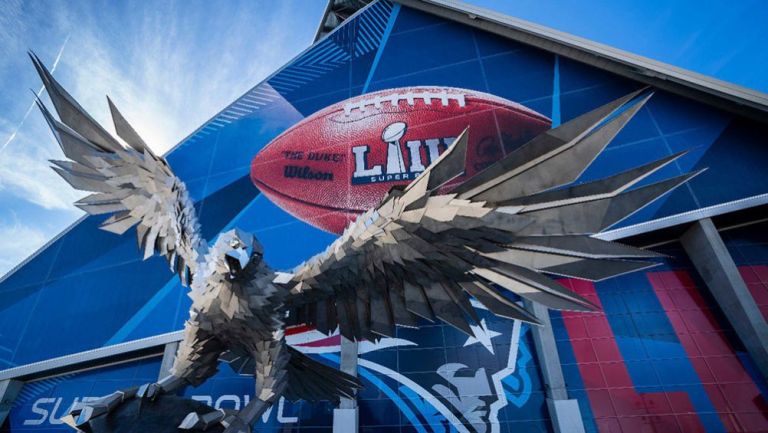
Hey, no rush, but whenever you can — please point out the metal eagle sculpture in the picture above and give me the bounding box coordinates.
[30,53,700,433]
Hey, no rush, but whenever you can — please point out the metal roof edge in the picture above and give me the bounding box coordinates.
[396,0,768,123]
[313,0,337,42]
[0,331,183,382]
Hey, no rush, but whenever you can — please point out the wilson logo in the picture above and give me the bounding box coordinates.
[283,165,334,181]
[351,122,455,185]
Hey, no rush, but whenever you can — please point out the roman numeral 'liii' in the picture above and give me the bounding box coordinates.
[351,122,455,184]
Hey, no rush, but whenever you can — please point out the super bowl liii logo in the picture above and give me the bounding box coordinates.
[351,122,455,185]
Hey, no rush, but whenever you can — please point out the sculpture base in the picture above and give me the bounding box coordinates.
[85,394,224,433]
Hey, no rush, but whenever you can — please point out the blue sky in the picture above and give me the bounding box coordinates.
[0,0,766,276]
[0,0,326,275]
[466,0,768,93]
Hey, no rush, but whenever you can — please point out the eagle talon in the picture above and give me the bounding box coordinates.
[75,404,106,426]
[61,390,132,430]
[136,382,162,400]
[136,382,163,413]
[178,409,227,430]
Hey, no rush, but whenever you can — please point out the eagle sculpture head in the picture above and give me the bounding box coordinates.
[214,228,263,279]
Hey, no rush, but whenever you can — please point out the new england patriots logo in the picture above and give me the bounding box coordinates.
[274,301,534,433]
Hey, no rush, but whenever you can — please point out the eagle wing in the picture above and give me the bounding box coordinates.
[31,53,205,285]
[280,89,702,340]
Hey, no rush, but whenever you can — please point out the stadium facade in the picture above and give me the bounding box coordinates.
[2,0,768,432]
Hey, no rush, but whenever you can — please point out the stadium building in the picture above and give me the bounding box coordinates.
[2,1,768,432]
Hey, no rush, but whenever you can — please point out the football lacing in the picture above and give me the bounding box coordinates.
[343,90,466,116]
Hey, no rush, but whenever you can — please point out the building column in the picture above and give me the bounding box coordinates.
[525,300,586,433]
[333,336,359,433]
[681,218,768,380]
[158,341,179,380]
[0,379,23,426]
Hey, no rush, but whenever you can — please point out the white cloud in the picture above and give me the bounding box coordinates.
[46,0,307,155]
[0,212,49,276]
[0,117,84,210]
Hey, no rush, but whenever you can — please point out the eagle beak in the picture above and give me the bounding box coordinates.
[224,249,250,276]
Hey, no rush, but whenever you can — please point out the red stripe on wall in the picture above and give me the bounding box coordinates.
[560,278,707,433]
[648,270,768,432]
[740,265,768,320]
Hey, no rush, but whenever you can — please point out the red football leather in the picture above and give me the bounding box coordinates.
[251,87,550,234]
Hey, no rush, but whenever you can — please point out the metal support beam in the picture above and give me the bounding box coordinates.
[158,341,179,380]
[681,218,768,380]
[525,300,586,433]
[0,379,23,426]
[333,336,359,432]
